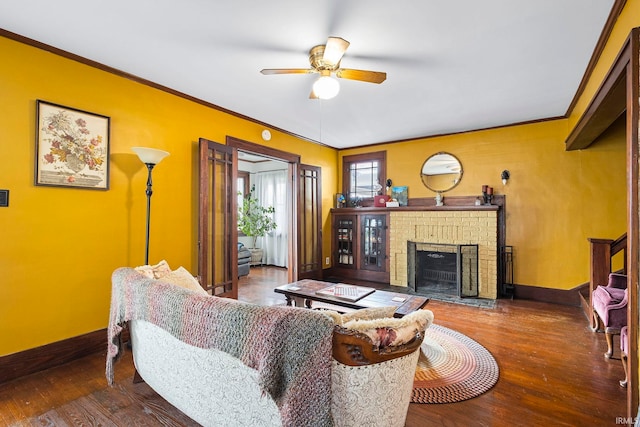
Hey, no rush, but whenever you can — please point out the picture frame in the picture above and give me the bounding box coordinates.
[35,100,110,190]
[391,185,408,206]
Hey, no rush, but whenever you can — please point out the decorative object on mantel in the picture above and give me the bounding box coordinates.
[386,178,393,193]
[132,146,170,265]
[482,185,494,205]
[336,193,346,208]
[391,186,408,206]
[374,194,391,207]
[412,324,499,404]
[501,170,510,185]
[475,197,482,206]
[435,192,444,206]
[386,200,400,207]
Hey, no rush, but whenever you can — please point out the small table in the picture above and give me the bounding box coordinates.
[274,279,429,318]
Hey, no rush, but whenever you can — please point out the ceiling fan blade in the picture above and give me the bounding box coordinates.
[260,68,316,75]
[309,89,319,99]
[323,37,350,67]
[336,68,387,84]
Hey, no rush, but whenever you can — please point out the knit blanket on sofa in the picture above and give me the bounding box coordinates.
[106,267,334,427]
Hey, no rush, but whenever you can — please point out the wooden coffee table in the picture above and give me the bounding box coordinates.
[274,279,429,318]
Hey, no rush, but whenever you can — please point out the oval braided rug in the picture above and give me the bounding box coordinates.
[412,324,499,404]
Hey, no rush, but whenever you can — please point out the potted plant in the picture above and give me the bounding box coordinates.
[238,185,277,264]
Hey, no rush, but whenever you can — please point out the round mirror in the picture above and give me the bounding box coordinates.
[420,152,463,193]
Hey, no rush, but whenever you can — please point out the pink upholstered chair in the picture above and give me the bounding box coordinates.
[592,273,628,359]
[620,326,628,387]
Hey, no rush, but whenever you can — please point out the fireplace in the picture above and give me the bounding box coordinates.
[407,242,478,297]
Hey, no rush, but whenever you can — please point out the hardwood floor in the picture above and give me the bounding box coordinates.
[0,266,627,426]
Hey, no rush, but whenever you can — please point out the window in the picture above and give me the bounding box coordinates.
[238,171,250,200]
[342,151,386,206]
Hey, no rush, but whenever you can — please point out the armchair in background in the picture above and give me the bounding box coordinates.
[591,272,628,359]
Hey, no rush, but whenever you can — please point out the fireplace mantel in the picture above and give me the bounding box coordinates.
[382,195,506,299]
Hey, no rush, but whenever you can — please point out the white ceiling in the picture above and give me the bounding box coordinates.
[0,0,614,149]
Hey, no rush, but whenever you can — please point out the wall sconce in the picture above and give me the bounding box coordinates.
[132,146,170,265]
[501,170,510,185]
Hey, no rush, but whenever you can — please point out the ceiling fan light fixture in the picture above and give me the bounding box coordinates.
[322,37,349,67]
[312,75,340,99]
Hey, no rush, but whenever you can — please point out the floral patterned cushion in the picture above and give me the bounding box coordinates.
[342,309,434,348]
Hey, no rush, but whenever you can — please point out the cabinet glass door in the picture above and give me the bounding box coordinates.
[335,216,355,268]
[361,215,385,271]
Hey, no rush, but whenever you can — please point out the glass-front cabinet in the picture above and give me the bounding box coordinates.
[331,210,389,283]
[334,215,356,269]
[361,215,386,271]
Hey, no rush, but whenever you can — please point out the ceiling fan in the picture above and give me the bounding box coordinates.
[260,37,387,99]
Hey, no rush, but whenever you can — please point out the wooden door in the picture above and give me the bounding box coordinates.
[198,138,238,298]
[297,164,322,280]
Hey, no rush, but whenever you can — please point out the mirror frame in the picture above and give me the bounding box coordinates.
[420,152,463,193]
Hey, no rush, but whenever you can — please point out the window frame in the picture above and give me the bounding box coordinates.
[341,151,386,207]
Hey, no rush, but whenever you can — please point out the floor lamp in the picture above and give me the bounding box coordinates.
[132,147,170,265]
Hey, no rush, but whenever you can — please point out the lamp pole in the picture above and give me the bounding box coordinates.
[143,162,156,265]
[132,147,170,266]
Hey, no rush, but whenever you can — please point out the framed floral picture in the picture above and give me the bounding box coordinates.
[35,100,110,190]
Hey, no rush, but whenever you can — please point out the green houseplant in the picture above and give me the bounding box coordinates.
[238,185,277,250]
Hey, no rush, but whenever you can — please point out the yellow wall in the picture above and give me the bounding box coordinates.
[0,35,337,356]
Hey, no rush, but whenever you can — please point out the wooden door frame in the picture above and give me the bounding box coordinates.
[627,28,640,420]
[565,27,640,418]
[227,136,301,282]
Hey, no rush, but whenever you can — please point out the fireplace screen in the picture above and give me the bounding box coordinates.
[407,242,478,297]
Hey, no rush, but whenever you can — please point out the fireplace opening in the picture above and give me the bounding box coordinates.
[408,242,478,297]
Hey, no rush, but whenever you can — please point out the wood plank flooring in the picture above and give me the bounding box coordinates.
[0,266,628,426]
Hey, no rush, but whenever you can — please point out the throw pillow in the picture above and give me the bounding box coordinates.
[135,259,172,279]
[160,267,208,296]
[342,309,434,348]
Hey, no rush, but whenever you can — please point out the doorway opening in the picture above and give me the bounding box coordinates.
[237,150,290,282]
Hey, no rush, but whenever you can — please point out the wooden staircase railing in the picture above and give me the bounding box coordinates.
[586,233,627,328]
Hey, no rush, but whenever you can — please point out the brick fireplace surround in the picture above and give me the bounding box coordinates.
[389,200,501,299]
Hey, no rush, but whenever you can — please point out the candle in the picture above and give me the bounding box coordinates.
[487,186,493,195]
[482,185,488,193]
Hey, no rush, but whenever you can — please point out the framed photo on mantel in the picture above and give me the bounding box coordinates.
[35,100,111,190]
[391,186,408,206]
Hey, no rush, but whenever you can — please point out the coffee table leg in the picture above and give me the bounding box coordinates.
[284,295,293,306]
[305,299,313,309]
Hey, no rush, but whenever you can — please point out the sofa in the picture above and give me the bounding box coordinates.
[238,242,251,277]
[107,265,434,427]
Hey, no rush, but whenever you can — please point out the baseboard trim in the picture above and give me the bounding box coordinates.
[513,283,584,306]
[0,328,107,384]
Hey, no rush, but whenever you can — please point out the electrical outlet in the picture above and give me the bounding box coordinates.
[325,257,330,265]
[0,190,8,207]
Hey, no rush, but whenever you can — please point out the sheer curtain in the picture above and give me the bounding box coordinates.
[253,170,288,267]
